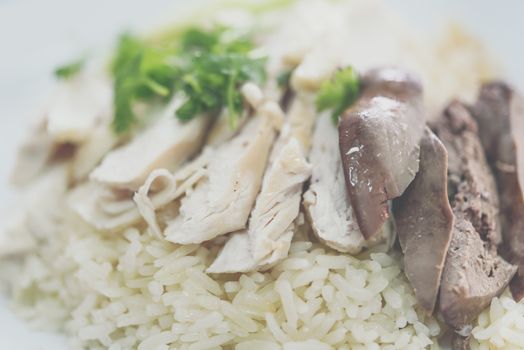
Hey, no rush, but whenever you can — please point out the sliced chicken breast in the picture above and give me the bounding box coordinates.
[303,114,365,253]
[69,148,208,233]
[10,120,56,187]
[72,123,119,181]
[90,97,210,191]
[304,114,391,254]
[208,136,311,273]
[164,103,281,244]
[46,73,112,143]
[206,83,266,147]
[11,73,113,186]
[208,233,258,273]
[68,182,143,231]
[134,151,211,238]
[208,94,316,273]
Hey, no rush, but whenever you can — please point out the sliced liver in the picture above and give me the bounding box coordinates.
[339,68,425,239]
[393,128,453,314]
[451,334,471,350]
[439,216,516,330]
[434,101,517,330]
[471,82,524,301]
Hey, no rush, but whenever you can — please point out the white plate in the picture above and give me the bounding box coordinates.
[1,0,523,348]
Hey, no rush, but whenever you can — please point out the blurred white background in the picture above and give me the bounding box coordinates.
[0,0,523,348]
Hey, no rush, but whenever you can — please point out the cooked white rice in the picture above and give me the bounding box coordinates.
[2,208,442,350]
[470,292,524,350]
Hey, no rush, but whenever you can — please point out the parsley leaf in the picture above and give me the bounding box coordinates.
[181,27,222,53]
[176,28,266,128]
[277,69,293,88]
[54,58,85,79]
[111,34,178,133]
[177,51,266,128]
[110,28,265,134]
[316,66,360,124]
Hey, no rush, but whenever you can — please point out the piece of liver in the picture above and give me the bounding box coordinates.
[452,333,471,350]
[339,68,425,239]
[434,101,517,330]
[393,127,453,314]
[471,82,524,301]
[439,216,516,330]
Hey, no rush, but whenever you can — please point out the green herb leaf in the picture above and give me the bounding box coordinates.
[54,59,85,79]
[111,34,178,134]
[277,69,293,88]
[181,27,222,53]
[316,66,360,124]
[174,28,266,127]
[110,28,265,134]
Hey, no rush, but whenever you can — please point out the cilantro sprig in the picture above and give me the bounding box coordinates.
[112,34,178,133]
[176,29,265,128]
[110,27,265,134]
[277,69,293,88]
[55,58,85,79]
[316,66,360,124]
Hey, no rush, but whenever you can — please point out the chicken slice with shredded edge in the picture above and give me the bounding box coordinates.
[303,112,391,254]
[133,84,270,239]
[164,102,282,245]
[46,73,112,143]
[134,149,212,238]
[208,136,310,273]
[208,95,315,273]
[90,97,210,191]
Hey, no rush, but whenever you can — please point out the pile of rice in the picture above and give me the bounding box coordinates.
[1,207,441,350]
[3,207,524,350]
[470,293,524,350]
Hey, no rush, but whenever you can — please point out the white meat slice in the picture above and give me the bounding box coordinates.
[46,73,112,143]
[90,98,209,191]
[69,152,203,232]
[205,109,247,148]
[133,151,211,238]
[207,228,294,274]
[208,137,310,273]
[68,183,142,231]
[206,83,264,148]
[208,96,316,273]
[287,94,317,152]
[10,119,55,186]
[10,73,113,187]
[207,233,257,273]
[72,123,118,181]
[164,103,281,244]
[249,137,311,262]
[303,115,390,254]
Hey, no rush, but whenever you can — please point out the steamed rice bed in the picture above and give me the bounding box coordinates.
[5,211,440,350]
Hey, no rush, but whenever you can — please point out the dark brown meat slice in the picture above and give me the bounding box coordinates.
[339,68,425,239]
[452,333,471,350]
[439,217,516,330]
[471,82,524,301]
[434,101,517,330]
[393,128,453,314]
[435,101,503,246]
